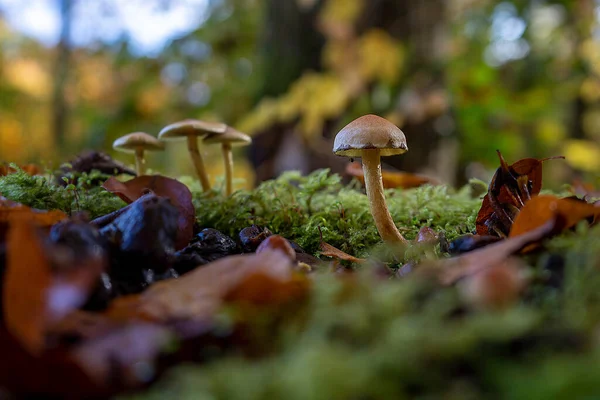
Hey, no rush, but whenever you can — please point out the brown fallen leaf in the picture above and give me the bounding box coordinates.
[224,272,310,307]
[439,218,556,285]
[3,215,53,354]
[319,241,366,263]
[105,250,297,323]
[476,152,564,236]
[345,162,439,189]
[0,327,104,399]
[458,257,526,310]
[509,195,600,238]
[102,175,195,249]
[0,196,67,241]
[3,213,104,354]
[71,323,172,389]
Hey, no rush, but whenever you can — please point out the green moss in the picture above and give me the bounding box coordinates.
[0,167,125,219]
[193,169,480,256]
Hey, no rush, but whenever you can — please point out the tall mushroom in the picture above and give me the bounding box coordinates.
[158,119,227,191]
[203,126,252,196]
[112,132,165,176]
[333,114,409,245]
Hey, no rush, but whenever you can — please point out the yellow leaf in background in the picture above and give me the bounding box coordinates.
[580,78,600,103]
[322,40,351,72]
[4,59,51,99]
[136,85,170,116]
[535,119,566,148]
[237,98,280,135]
[320,0,363,27]
[358,30,403,84]
[0,117,25,160]
[564,139,600,172]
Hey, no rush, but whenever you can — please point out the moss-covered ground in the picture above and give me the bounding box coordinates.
[3,168,600,399]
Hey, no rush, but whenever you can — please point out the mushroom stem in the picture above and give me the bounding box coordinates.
[187,135,211,191]
[134,148,146,176]
[361,150,408,245]
[221,143,234,196]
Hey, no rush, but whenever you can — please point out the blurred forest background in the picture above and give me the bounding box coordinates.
[1,0,600,189]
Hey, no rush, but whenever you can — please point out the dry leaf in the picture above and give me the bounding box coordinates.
[476,152,564,236]
[345,162,438,189]
[319,241,366,263]
[0,196,67,241]
[224,272,310,307]
[439,219,556,285]
[3,213,104,354]
[71,323,172,389]
[102,176,194,249]
[105,250,296,323]
[3,215,53,354]
[509,195,600,238]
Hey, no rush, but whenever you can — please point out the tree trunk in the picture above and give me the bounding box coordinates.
[250,0,453,183]
[51,0,72,151]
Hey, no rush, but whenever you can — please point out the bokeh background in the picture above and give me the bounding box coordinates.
[1,0,600,189]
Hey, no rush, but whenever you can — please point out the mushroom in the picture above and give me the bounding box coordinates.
[112,132,165,176]
[158,119,227,191]
[333,114,408,245]
[203,126,251,196]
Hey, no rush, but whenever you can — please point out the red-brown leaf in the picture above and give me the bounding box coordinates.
[3,215,53,354]
[509,195,600,239]
[102,175,195,249]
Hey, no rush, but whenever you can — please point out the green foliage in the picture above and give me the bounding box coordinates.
[194,169,480,256]
[0,168,125,218]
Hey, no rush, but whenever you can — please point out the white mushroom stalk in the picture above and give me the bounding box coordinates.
[360,149,407,244]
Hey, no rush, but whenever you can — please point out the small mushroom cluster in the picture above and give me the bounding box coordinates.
[112,119,252,196]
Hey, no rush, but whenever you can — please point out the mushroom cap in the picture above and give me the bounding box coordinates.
[113,132,165,153]
[333,114,408,157]
[158,119,227,141]
[203,126,252,146]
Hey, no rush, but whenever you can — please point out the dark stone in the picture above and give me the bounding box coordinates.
[239,225,272,252]
[448,234,502,255]
[174,229,239,275]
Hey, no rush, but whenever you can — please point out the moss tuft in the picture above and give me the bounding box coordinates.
[193,169,480,256]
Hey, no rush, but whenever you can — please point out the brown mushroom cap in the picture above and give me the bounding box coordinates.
[158,119,227,141]
[333,114,407,157]
[203,127,252,146]
[113,132,165,153]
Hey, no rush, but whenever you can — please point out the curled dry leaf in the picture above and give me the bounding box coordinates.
[102,176,195,250]
[71,323,172,389]
[476,152,564,236]
[3,215,53,354]
[439,218,556,285]
[345,162,438,189]
[458,257,526,310]
[509,195,600,238]
[105,250,298,323]
[0,196,67,241]
[255,234,296,261]
[3,213,104,355]
[319,241,366,263]
[224,272,310,307]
